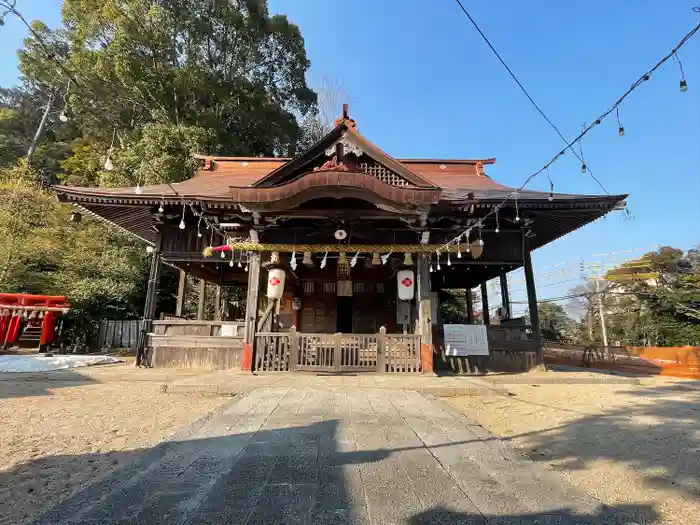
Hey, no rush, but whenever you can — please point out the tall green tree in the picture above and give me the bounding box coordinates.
[0,0,319,348]
[537,302,575,342]
[14,0,317,183]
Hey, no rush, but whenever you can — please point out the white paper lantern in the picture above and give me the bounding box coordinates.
[397,269,415,301]
[266,268,286,299]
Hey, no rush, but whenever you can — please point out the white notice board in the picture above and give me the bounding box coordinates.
[444,324,489,356]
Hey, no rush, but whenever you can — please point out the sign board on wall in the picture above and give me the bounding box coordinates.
[444,324,490,356]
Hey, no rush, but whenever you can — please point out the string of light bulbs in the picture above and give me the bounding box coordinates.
[441,17,700,253]
[452,0,611,194]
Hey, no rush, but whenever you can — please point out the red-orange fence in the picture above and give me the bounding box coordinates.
[544,343,700,379]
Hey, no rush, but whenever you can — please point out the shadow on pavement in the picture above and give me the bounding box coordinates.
[0,369,98,399]
[1,410,659,525]
[408,504,657,525]
[519,382,700,502]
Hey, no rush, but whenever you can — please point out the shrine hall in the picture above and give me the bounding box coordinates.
[54,106,626,374]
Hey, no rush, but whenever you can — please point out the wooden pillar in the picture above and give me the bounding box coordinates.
[481,281,490,325]
[416,254,434,374]
[214,284,222,321]
[197,279,206,320]
[136,233,162,367]
[175,270,186,317]
[523,245,544,367]
[241,253,261,372]
[499,270,511,319]
[465,288,474,324]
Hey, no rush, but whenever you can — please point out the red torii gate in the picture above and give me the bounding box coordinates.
[0,294,70,352]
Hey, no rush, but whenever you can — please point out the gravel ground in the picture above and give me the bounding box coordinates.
[446,374,700,525]
[0,364,228,525]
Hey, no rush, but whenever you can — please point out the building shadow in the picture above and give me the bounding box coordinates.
[508,381,700,504]
[0,369,98,399]
[2,409,660,525]
[408,504,658,525]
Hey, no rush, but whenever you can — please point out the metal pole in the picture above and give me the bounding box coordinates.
[595,276,609,352]
[27,91,55,164]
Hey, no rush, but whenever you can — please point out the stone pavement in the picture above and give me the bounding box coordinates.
[28,387,643,525]
[160,371,508,398]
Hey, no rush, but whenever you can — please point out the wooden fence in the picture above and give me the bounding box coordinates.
[254,328,421,373]
[98,319,145,349]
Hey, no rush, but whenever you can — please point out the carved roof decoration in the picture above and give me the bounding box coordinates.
[324,136,364,158]
[253,113,437,189]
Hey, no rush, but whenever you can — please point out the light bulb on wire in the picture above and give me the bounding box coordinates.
[178,202,186,229]
[229,252,234,267]
[580,163,587,174]
[59,112,69,123]
[674,51,688,92]
[616,106,624,137]
[436,252,441,271]
[104,128,117,171]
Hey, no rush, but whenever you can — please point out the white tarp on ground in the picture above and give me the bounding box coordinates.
[0,355,121,373]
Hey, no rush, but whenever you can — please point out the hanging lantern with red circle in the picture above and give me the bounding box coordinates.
[397,269,415,301]
[267,268,286,299]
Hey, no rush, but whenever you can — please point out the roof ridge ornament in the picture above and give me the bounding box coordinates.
[333,103,357,130]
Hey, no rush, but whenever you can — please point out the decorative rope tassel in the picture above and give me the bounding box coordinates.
[338,252,350,279]
[372,252,381,266]
[403,252,413,266]
[302,251,314,267]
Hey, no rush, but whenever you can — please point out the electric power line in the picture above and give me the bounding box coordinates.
[452,0,608,193]
[443,12,700,252]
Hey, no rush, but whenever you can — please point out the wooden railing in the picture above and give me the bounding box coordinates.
[254,332,291,372]
[151,320,244,337]
[254,327,422,373]
[384,333,421,373]
[487,325,537,352]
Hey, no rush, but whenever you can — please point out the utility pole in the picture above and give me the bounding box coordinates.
[591,266,609,354]
[26,90,55,164]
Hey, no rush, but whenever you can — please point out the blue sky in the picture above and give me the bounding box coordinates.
[2,0,699,314]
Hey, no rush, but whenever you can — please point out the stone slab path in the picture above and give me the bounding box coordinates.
[28,388,641,525]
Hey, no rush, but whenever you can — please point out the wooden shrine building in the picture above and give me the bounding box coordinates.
[54,107,626,374]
